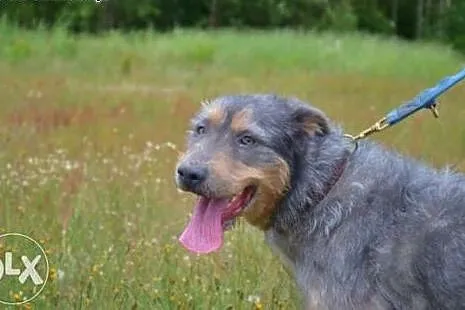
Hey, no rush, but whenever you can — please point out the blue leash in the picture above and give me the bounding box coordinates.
[348,68,465,141]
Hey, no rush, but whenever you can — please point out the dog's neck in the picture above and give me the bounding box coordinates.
[271,130,353,235]
[312,152,349,205]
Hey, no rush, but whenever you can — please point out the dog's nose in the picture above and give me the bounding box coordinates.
[177,165,208,190]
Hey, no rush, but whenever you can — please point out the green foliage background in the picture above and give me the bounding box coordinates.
[1,0,464,53]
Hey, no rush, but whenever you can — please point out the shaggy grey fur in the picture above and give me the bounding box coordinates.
[260,96,465,310]
[179,94,465,309]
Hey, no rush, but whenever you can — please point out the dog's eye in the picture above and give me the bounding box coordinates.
[195,125,206,135]
[239,135,255,146]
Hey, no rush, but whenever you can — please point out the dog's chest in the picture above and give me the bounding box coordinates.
[265,229,391,310]
[265,229,296,275]
[265,229,335,308]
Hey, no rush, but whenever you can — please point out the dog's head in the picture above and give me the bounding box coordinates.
[176,94,330,253]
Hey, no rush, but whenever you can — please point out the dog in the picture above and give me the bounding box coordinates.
[175,94,465,309]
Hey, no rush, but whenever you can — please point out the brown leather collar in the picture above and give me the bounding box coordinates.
[314,154,350,204]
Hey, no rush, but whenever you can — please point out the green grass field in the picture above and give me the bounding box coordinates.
[1,25,464,309]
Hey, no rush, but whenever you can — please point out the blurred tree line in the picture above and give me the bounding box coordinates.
[1,0,464,52]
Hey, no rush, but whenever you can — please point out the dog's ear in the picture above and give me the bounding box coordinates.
[292,103,330,136]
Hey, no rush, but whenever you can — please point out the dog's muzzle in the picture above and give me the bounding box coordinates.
[176,163,208,193]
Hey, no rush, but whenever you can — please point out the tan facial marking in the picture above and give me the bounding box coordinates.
[242,158,290,229]
[210,152,290,230]
[231,109,252,132]
[206,105,225,126]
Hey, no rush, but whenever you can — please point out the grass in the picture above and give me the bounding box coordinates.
[0,24,464,309]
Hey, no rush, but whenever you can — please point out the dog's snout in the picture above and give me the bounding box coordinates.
[177,165,208,190]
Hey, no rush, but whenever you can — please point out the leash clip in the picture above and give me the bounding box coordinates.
[429,102,439,118]
[344,117,389,142]
[343,67,465,145]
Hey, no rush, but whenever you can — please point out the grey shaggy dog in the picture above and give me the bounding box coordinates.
[176,94,465,310]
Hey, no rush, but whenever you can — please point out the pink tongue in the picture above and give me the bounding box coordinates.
[179,197,229,254]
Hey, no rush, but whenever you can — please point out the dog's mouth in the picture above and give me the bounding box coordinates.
[179,186,256,254]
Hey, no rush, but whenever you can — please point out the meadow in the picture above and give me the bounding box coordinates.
[0,24,464,309]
